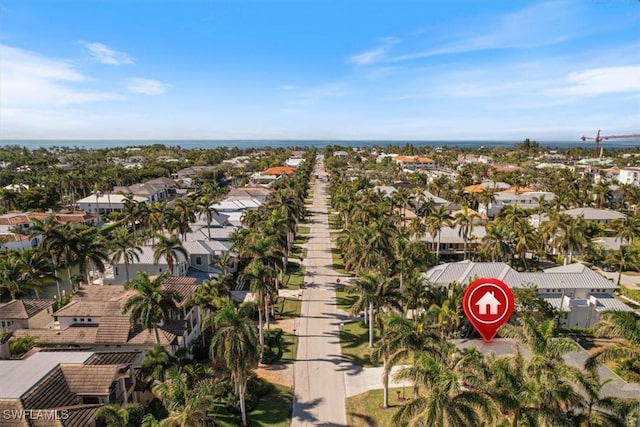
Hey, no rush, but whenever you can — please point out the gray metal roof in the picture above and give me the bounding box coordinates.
[425,261,618,290]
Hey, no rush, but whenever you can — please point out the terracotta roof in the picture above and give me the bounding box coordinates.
[60,364,123,395]
[263,166,296,175]
[464,184,487,193]
[499,186,535,194]
[95,316,131,344]
[0,300,54,319]
[54,212,100,224]
[162,276,198,303]
[54,300,123,318]
[396,156,434,163]
[492,164,523,172]
[0,232,31,242]
[0,214,31,225]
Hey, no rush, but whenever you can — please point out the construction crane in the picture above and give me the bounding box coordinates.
[581,130,640,158]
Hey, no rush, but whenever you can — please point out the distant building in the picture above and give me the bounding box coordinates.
[479,191,556,218]
[530,208,626,228]
[0,300,55,333]
[395,156,435,170]
[618,167,640,186]
[76,194,148,215]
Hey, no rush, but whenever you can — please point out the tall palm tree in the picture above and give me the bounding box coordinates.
[209,299,258,427]
[240,260,276,357]
[16,248,58,299]
[553,216,588,264]
[454,206,480,260]
[426,205,451,263]
[348,270,402,347]
[122,271,179,345]
[605,245,640,286]
[73,226,109,285]
[142,343,178,382]
[512,218,539,270]
[110,227,142,285]
[153,234,188,276]
[195,195,215,241]
[480,222,511,263]
[0,253,25,300]
[588,311,640,381]
[615,215,640,245]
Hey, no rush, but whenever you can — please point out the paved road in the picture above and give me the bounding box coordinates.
[292,155,348,426]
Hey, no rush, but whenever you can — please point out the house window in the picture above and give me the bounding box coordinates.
[80,318,85,322]
[196,256,202,265]
[73,318,77,322]
[159,268,162,272]
[115,267,119,276]
[88,318,92,322]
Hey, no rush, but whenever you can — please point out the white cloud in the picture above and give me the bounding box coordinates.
[80,41,134,65]
[349,37,399,65]
[0,43,122,108]
[553,65,640,96]
[127,78,169,95]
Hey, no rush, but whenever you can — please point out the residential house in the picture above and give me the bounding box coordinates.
[421,225,486,260]
[76,194,148,215]
[618,167,640,186]
[464,181,512,194]
[395,156,435,170]
[530,207,626,229]
[104,246,188,285]
[14,278,201,355]
[479,191,556,218]
[0,350,141,427]
[0,300,55,333]
[113,178,175,203]
[251,166,297,184]
[424,261,632,328]
[284,158,305,168]
[0,212,47,249]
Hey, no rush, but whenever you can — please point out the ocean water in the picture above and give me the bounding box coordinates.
[1,139,639,150]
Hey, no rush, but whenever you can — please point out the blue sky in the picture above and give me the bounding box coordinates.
[0,0,639,140]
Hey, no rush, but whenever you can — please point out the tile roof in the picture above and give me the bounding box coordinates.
[59,405,101,427]
[563,208,626,221]
[94,316,131,344]
[13,327,99,345]
[395,156,434,163]
[60,364,123,395]
[0,300,54,319]
[263,166,296,175]
[21,366,79,409]
[127,325,178,346]
[0,232,31,242]
[84,351,141,366]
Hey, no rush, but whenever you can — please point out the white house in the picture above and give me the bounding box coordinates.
[104,246,188,285]
[530,207,626,228]
[479,191,556,218]
[77,193,148,215]
[618,167,640,186]
[424,261,632,328]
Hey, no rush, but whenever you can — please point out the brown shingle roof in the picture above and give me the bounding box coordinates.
[60,365,122,395]
[14,327,99,345]
[263,166,296,175]
[0,232,31,242]
[162,276,198,303]
[0,399,27,426]
[60,405,101,427]
[0,300,54,319]
[128,324,178,346]
[94,316,131,344]
[21,366,79,409]
[84,351,141,366]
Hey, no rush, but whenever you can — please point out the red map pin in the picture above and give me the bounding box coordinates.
[463,277,514,342]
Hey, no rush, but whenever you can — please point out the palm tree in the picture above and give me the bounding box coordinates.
[153,234,188,276]
[109,227,142,285]
[0,253,25,300]
[426,206,451,263]
[403,273,430,321]
[142,343,178,382]
[240,260,276,357]
[195,195,215,240]
[569,370,640,426]
[512,218,539,270]
[348,270,402,347]
[588,311,640,381]
[553,216,588,263]
[480,222,511,263]
[209,299,259,427]
[393,343,496,426]
[71,225,109,285]
[93,403,145,427]
[122,271,179,345]
[454,206,480,260]
[372,314,426,408]
[615,215,640,245]
[17,248,58,299]
[152,368,221,427]
[606,245,640,286]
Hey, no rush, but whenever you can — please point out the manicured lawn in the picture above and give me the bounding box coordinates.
[280,333,298,363]
[335,287,357,312]
[284,262,305,290]
[340,320,379,367]
[346,388,406,427]
[279,297,301,319]
[216,384,293,427]
[297,225,311,235]
[331,248,351,275]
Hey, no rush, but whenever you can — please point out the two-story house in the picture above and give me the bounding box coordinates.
[0,300,55,333]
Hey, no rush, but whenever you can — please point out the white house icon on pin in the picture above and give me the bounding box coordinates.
[476,291,501,315]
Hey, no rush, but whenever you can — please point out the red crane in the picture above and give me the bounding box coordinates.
[581,130,640,158]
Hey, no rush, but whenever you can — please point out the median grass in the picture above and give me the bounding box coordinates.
[339,320,379,367]
[335,286,357,312]
[278,297,301,319]
[297,225,311,235]
[346,388,407,427]
[285,261,305,290]
[280,333,298,364]
[216,384,293,427]
[331,248,351,275]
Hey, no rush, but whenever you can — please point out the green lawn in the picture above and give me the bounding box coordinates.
[346,388,406,427]
[335,287,357,312]
[331,248,351,275]
[297,225,311,235]
[340,321,379,367]
[216,384,293,427]
[280,333,298,363]
[278,297,302,319]
[284,262,305,290]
